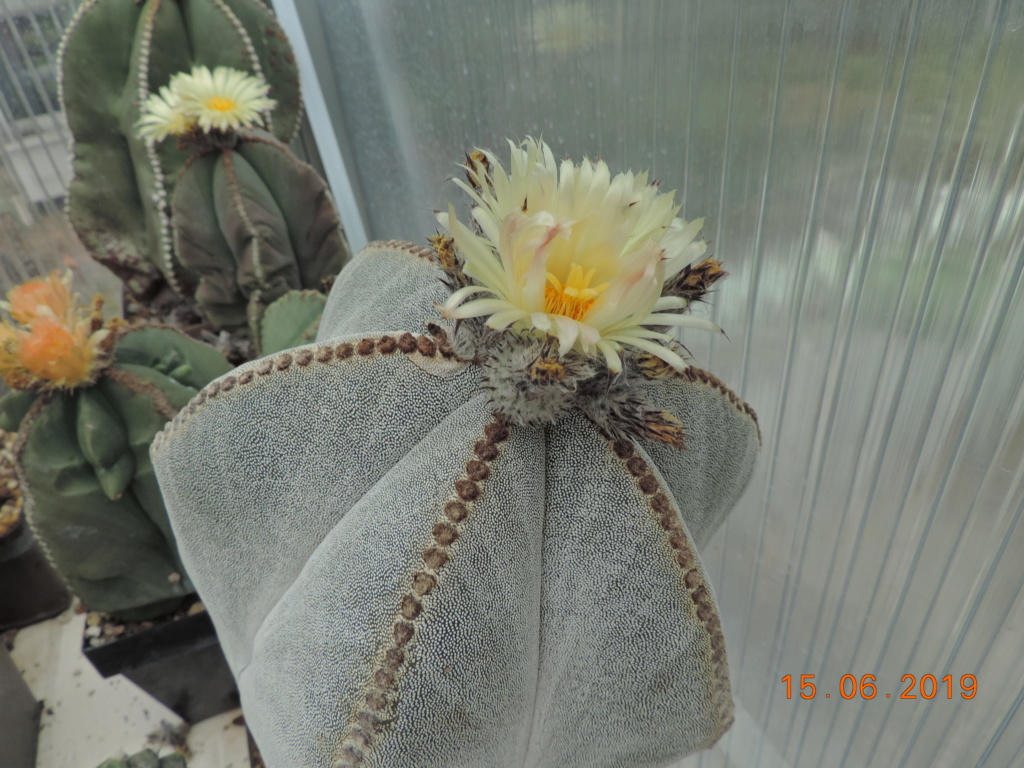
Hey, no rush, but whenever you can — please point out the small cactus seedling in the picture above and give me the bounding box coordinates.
[0,272,231,619]
[257,289,327,356]
[153,141,760,767]
[59,0,302,300]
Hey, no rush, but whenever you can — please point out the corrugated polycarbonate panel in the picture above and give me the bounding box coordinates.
[0,0,116,299]
[293,0,1024,765]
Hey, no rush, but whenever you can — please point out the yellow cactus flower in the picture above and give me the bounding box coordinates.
[0,272,111,390]
[437,138,718,373]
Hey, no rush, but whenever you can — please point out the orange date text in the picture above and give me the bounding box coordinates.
[780,674,977,700]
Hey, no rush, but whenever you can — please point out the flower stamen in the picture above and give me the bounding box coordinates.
[544,264,609,321]
[206,96,237,113]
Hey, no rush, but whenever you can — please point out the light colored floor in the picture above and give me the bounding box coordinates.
[8,604,250,768]
[6,603,785,768]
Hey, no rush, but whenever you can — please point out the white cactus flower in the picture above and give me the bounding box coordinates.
[173,65,276,133]
[438,138,717,373]
[152,239,760,768]
[136,65,276,141]
[135,84,195,142]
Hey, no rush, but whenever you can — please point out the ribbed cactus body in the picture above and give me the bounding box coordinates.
[152,242,760,767]
[1,327,231,619]
[172,134,347,328]
[59,0,301,297]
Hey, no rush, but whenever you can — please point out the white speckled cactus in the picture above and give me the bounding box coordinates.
[152,142,760,768]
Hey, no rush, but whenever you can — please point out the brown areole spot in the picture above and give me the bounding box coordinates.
[432,522,459,546]
[443,501,470,523]
[256,360,274,375]
[638,475,659,495]
[484,422,510,443]
[416,336,437,356]
[626,456,648,476]
[295,349,314,366]
[377,336,397,354]
[392,622,415,647]
[612,439,634,459]
[275,353,292,370]
[684,569,701,590]
[474,440,499,461]
[336,343,354,359]
[423,547,450,569]
[455,480,481,501]
[465,460,491,481]
[676,366,760,442]
[238,370,255,385]
[397,333,417,353]
[357,339,375,356]
[384,648,405,669]
[364,691,388,711]
[316,346,334,363]
[220,375,236,392]
[373,670,394,689]
[411,573,437,595]
[399,595,423,620]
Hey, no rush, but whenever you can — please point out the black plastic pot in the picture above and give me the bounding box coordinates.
[0,515,71,632]
[82,609,239,723]
[0,643,40,768]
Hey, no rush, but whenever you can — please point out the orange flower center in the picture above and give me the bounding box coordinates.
[544,263,609,322]
[18,318,89,383]
[206,96,236,113]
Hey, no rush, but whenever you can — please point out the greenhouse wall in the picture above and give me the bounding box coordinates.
[2,0,1022,765]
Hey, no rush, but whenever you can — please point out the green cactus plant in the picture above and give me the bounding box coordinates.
[0,272,232,619]
[58,0,302,299]
[258,289,327,356]
[96,749,188,768]
[172,132,348,330]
